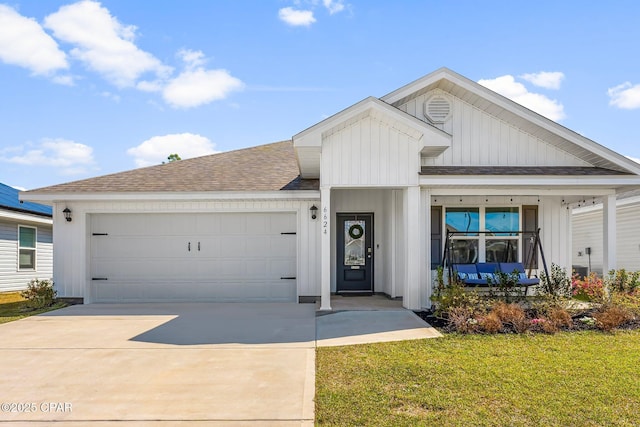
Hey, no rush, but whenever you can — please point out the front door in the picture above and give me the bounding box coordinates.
[336,213,373,293]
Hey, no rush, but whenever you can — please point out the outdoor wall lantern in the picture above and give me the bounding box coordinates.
[63,207,72,222]
[310,205,318,220]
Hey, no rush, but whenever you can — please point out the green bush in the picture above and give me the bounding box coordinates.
[20,278,56,309]
[431,268,484,318]
[538,263,572,301]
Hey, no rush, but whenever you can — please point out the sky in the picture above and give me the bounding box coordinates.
[1,0,639,190]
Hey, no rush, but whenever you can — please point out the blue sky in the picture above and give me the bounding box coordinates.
[1,1,639,190]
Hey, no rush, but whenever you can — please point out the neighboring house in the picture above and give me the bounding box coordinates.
[0,183,53,292]
[572,190,640,275]
[22,68,640,310]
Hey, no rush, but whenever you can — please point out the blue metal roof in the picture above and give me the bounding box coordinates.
[0,183,52,217]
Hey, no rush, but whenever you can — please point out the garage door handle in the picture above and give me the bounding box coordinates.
[280,277,296,280]
[188,242,191,251]
[198,242,200,251]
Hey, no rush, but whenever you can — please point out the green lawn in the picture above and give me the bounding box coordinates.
[0,292,66,324]
[316,332,640,426]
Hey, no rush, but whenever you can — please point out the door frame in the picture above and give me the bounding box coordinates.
[336,212,374,294]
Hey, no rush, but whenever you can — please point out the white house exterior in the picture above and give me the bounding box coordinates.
[572,190,640,274]
[1,183,53,292]
[22,68,640,310]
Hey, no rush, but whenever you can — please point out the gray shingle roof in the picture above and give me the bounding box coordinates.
[27,141,319,194]
[420,166,631,176]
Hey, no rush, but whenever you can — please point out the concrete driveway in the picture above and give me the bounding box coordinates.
[0,303,316,426]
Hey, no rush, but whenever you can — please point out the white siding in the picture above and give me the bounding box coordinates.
[0,217,53,292]
[572,201,640,273]
[398,90,590,167]
[320,115,422,187]
[52,199,320,301]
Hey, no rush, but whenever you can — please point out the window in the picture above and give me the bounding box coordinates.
[18,226,36,270]
[485,207,519,263]
[445,208,479,264]
[444,207,520,264]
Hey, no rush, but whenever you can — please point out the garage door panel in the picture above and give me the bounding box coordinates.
[90,213,297,302]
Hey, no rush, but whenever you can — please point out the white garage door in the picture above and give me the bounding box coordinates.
[90,213,297,302]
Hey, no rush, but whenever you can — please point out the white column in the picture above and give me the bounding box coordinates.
[319,187,332,311]
[603,194,617,274]
[404,186,421,310]
[422,188,431,309]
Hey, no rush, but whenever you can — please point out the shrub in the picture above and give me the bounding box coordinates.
[480,312,503,333]
[594,304,634,332]
[610,290,640,316]
[572,272,606,303]
[20,278,56,309]
[607,269,640,293]
[538,263,572,301]
[431,274,483,318]
[490,301,529,333]
[488,271,524,303]
[446,307,479,334]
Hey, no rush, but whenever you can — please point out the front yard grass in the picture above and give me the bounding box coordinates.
[0,292,66,325]
[316,332,640,426]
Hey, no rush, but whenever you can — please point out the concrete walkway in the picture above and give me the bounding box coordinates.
[0,299,440,426]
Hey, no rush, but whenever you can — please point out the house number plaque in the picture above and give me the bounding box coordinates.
[322,206,328,234]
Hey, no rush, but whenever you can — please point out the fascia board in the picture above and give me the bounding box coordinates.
[20,191,321,203]
[0,209,53,224]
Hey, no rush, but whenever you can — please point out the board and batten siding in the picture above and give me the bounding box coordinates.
[398,89,590,167]
[52,198,320,301]
[0,218,53,292]
[572,201,640,273]
[320,115,423,187]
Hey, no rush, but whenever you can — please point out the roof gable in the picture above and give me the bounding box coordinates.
[293,97,451,178]
[382,67,640,175]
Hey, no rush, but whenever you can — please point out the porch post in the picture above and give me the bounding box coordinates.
[319,186,332,311]
[602,194,617,274]
[404,186,421,310]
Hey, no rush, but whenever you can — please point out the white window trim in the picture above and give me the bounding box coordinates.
[17,225,37,271]
[444,206,522,263]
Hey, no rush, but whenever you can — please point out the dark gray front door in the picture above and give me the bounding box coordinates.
[336,213,373,293]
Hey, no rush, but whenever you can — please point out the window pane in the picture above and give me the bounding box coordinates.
[449,239,479,264]
[485,240,518,263]
[445,208,479,236]
[19,249,35,269]
[485,207,519,236]
[19,227,36,248]
[344,220,365,266]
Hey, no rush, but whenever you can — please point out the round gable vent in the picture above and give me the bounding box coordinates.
[424,95,451,123]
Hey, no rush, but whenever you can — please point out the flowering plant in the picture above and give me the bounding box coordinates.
[572,272,605,302]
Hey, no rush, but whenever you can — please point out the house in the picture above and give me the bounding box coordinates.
[0,183,53,292]
[21,68,640,310]
[572,189,640,275]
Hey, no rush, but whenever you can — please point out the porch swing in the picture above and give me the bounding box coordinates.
[440,228,549,294]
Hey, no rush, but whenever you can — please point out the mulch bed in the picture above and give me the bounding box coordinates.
[415,308,640,334]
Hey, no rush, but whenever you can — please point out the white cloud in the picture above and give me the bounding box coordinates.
[0,138,95,175]
[162,50,244,108]
[520,71,565,90]
[478,75,566,121]
[323,0,346,14]
[127,133,217,167]
[279,7,316,26]
[43,0,171,88]
[608,82,640,109]
[0,4,68,75]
